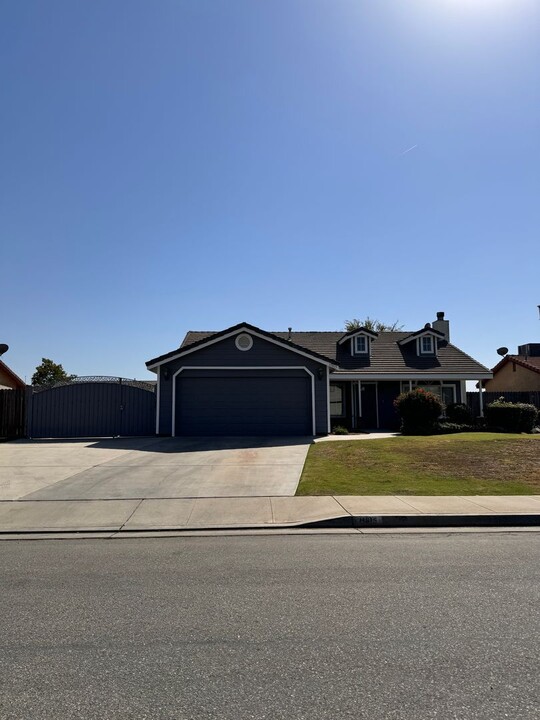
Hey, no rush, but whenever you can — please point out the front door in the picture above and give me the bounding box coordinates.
[358,383,377,429]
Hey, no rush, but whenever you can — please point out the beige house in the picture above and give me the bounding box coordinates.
[0,359,25,390]
[484,343,540,392]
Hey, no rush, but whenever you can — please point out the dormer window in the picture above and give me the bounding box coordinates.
[419,335,435,355]
[354,335,369,355]
[338,327,377,356]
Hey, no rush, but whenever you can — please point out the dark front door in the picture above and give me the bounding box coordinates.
[378,381,401,430]
[358,383,377,429]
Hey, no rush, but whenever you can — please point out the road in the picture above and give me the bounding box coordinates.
[1,533,540,719]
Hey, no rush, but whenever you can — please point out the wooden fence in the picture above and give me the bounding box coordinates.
[467,391,540,417]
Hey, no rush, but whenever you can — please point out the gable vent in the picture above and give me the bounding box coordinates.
[235,333,253,351]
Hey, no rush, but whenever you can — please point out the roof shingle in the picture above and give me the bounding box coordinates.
[179,329,491,376]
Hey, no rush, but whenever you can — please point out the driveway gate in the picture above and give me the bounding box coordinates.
[27,377,156,438]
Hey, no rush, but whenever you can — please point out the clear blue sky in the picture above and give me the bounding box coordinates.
[2,0,539,381]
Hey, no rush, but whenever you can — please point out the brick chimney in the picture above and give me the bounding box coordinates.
[432,311,450,341]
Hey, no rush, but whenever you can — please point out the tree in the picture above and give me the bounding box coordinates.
[31,358,76,386]
[344,317,403,332]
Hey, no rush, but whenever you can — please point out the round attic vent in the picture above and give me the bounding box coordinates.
[235,333,253,351]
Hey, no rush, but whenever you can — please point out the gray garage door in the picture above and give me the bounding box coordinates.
[176,372,312,436]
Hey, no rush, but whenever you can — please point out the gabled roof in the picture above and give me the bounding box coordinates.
[397,326,445,346]
[0,359,25,388]
[146,322,339,369]
[337,327,378,345]
[174,327,491,378]
[491,354,540,376]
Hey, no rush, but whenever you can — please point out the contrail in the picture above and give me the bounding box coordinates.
[400,144,418,155]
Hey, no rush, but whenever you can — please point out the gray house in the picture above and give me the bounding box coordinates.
[146,313,492,437]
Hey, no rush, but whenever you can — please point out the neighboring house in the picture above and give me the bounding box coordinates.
[484,344,540,392]
[146,312,492,437]
[0,359,25,390]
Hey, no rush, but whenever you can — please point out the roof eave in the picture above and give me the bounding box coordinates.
[337,328,379,345]
[146,323,339,370]
[397,328,446,346]
[0,359,25,388]
[329,371,493,380]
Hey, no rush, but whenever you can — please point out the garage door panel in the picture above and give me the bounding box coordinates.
[176,375,312,436]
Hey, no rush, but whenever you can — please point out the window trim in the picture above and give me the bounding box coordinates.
[353,334,370,356]
[329,383,346,418]
[402,381,457,405]
[418,334,435,355]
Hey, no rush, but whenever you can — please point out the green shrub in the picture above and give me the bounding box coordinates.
[436,422,477,434]
[485,400,539,433]
[394,389,443,435]
[445,403,473,424]
[518,404,539,433]
[332,425,349,435]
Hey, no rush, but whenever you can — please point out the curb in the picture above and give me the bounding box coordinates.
[2,513,540,536]
[305,514,540,529]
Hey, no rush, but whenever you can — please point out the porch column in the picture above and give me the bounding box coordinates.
[478,380,484,417]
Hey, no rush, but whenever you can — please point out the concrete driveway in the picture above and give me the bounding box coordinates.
[0,437,312,500]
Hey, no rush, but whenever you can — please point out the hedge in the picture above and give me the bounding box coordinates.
[485,400,538,433]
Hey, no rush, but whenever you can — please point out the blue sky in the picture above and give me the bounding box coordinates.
[2,0,539,381]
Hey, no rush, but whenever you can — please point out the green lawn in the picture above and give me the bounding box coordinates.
[297,433,540,496]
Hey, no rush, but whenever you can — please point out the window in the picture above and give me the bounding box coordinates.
[420,335,434,354]
[406,382,456,406]
[354,335,369,355]
[330,384,345,416]
[441,385,456,406]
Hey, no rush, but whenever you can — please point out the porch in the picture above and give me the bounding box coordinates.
[329,379,464,432]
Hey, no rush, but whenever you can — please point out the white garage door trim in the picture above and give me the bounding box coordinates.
[172,366,316,437]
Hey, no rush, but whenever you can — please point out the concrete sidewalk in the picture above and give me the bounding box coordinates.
[1,494,540,534]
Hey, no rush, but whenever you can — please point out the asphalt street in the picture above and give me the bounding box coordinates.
[1,533,540,720]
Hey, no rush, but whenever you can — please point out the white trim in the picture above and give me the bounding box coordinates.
[338,328,378,345]
[148,326,338,370]
[235,333,253,351]
[398,329,445,347]
[412,380,457,405]
[329,373,492,381]
[353,335,370,356]
[478,380,484,417]
[326,366,331,433]
[328,382,346,419]
[442,384,457,405]
[357,380,362,417]
[171,366,316,437]
[155,367,161,435]
[417,335,436,356]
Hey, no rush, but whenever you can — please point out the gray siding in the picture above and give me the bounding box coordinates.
[157,333,329,435]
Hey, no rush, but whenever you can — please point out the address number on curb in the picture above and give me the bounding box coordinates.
[354,516,383,526]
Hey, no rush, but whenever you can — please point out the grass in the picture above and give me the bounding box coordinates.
[297,433,540,496]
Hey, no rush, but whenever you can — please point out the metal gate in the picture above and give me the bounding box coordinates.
[27,377,156,438]
[0,388,26,440]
